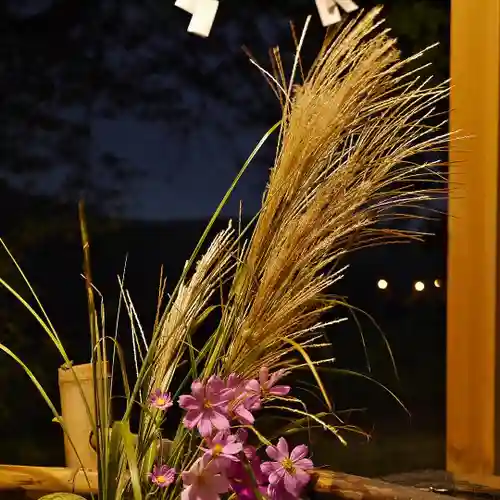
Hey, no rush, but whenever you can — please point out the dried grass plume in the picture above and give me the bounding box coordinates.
[218,7,450,380]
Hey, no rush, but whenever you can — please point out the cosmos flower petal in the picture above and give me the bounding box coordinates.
[202,488,222,500]
[234,406,255,425]
[219,388,234,401]
[265,445,280,461]
[225,433,238,444]
[207,375,226,396]
[294,458,314,470]
[181,484,193,500]
[290,444,309,461]
[181,471,194,485]
[268,469,284,485]
[295,467,312,486]
[226,373,243,388]
[178,394,200,410]
[183,410,203,429]
[211,410,230,430]
[245,379,260,394]
[198,415,213,436]
[261,460,280,476]
[246,394,261,410]
[222,442,243,455]
[259,366,269,385]
[182,456,227,500]
[191,380,205,399]
[284,472,299,495]
[269,385,291,396]
[211,430,225,444]
[212,399,229,411]
[209,474,231,494]
[276,437,289,457]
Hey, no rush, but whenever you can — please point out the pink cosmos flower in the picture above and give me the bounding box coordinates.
[233,428,257,460]
[261,438,313,496]
[178,377,230,437]
[149,389,174,411]
[228,454,268,500]
[148,464,176,487]
[201,431,243,469]
[181,456,231,500]
[232,483,268,500]
[225,374,260,425]
[226,373,244,392]
[235,428,249,444]
[267,481,300,500]
[246,367,290,404]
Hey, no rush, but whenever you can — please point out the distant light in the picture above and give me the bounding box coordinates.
[414,281,425,292]
[377,279,388,290]
[434,279,441,288]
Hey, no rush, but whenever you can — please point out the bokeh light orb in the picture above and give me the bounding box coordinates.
[414,281,425,292]
[377,279,388,290]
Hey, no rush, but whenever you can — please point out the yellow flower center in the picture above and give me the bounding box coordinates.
[156,475,166,484]
[213,444,224,456]
[203,400,212,409]
[156,397,166,406]
[281,458,296,475]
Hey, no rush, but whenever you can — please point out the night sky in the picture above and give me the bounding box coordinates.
[2,0,448,226]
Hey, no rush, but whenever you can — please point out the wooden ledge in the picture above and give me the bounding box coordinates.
[0,465,448,500]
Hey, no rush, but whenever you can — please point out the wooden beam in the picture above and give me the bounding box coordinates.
[447,0,500,482]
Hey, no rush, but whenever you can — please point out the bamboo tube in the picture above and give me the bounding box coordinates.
[58,362,109,470]
[0,465,98,493]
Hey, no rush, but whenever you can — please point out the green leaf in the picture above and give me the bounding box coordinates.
[38,495,86,500]
[106,421,125,500]
[116,420,142,500]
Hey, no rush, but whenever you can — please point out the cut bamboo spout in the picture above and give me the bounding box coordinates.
[58,362,109,470]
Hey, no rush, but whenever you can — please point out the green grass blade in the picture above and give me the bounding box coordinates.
[266,405,347,445]
[281,337,332,411]
[0,238,60,345]
[116,420,142,500]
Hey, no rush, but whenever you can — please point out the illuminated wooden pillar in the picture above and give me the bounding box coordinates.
[447,0,500,486]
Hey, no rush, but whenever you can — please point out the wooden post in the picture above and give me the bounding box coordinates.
[447,0,500,487]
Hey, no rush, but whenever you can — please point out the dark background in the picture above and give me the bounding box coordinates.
[0,0,449,477]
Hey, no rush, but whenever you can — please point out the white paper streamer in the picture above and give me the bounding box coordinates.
[175,0,196,14]
[176,0,357,38]
[315,0,358,27]
[187,0,219,37]
[336,0,359,14]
